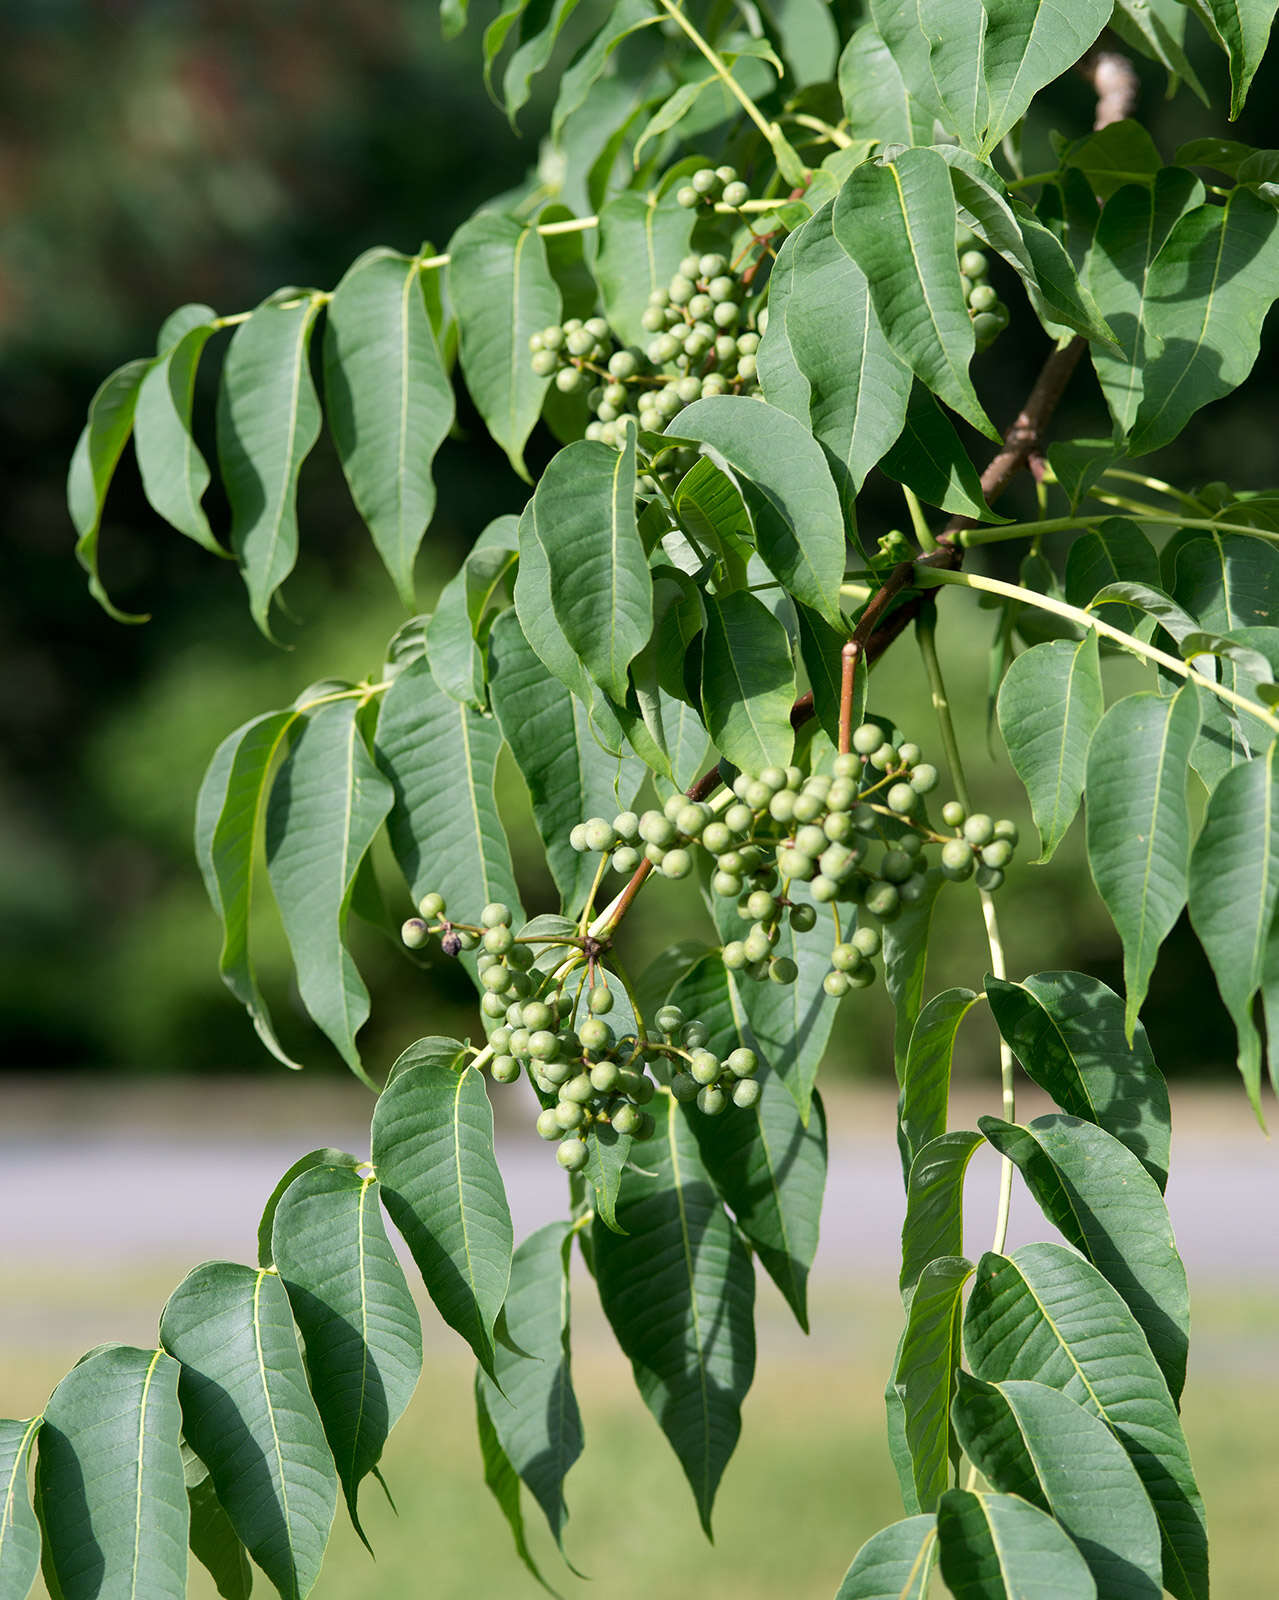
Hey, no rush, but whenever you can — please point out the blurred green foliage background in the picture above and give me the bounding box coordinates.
[4,0,1277,1086]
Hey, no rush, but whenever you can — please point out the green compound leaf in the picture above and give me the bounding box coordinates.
[1112,0,1208,104]
[898,988,981,1178]
[879,386,996,522]
[265,697,394,1082]
[67,356,152,622]
[371,1060,513,1377]
[836,1514,938,1599]
[448,212,561,480]
[670,396,848,626]
[838,23,937,146]
[985,971,1170,1189]
[594,1096,756,1536]
[477,1222,583,1554]
[489,608,643,913]
[899,1133,983,1299]
[593,189,695,350]
[978,1115,1189,1400]
[524,433,652,705]
[0,1418,40,1600]
[667,951,827,1329]
[216,293,324,638]
[758,200,912,512]
[426,519,519,709]
[1188,741,1279,1108]
[964,1243,1207,1600]
[1085,687,1200,1039]
[550,0,659,142]
[1064,517,1161,632]
[271,1165,424,1547]
[195,709,302,1071]
[134,318,224,555]
[160,1263,338,1600]
[833,147,997,440]
[1195,0,1279,115]
[871,0,1109,156]
[703,889,841,1122]
[187,1465,254,1600]
[998,631,1104,863]
[936,1488,1097,1599]
[375,656,524,973]
[473,1379,556,1596]
[951,1373,1162,1600]
[324,247,455,607]
[700,589,796,775]
[1129,188,1279,456]
[36,1346,186,1600]
[892,1256,973,1513]
[1084,168,1204,439]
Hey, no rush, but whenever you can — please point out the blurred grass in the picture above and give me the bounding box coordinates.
[4,1273,1276,1598]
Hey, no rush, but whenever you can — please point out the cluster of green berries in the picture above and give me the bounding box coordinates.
[570,723,1018,996]
[673,164,752,212]
[957,235,1010,350]
[400,893,759,1171]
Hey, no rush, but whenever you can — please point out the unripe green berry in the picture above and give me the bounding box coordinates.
[698,1085,727,1116]
[490,1054,520,1084]
[641,306,666,332]
[401,917,429,948]
[968,282,999,313]
[823,970,850,997]
[737,354,757,380]
[941,801,966,828]
[910,764,939,794]
[732,1077,762,1109]
[569,822,590,852]
[671,1072,700,1102]
[789,902,817,932]
[870,742,898,772]
[778,847,815,882]
[668,272,695,305]
[580,1018,612,1053]
[530,349,557,376]
[481,990,508,1018]
[959,249,988,279]
[662,848,693,879]
[722,939,749,969]
[963,813,995,847]
[712,870,743,897]
[864,882,901,921]
[557,367,586,396]
[702,821,732,855]
[981,839,1014,870]
[994,819,1019,844]
[536,1108,562,1141]
[769,955,798,985]
[555,1100,585,1131]
[881,849,914,884]
[676,184,700,208]
[972,310,1007,344]
[769,790,797,823]
[851,925,881,958]
[613,1102,643,1135]
[830,942,860,973]
[721,179,750,207]
[691,167,721,196]
[589,1060,621,1094]
[623,1069,655,1104]
[690,1048,720,1084]
[724,802,754,834]
[562,1073,595,1104]
[483,924,514,955]
[656,1004,685,1034]
[480,963,510,993]
[527,1030,560,1061]
[613,846,641,874]
[886,783,917,816]
[833,752,861,780]
[940,838,975,880]
[810,874,838,902]
[557,1138,589,1172]
[681,1020,711,1049]
[712,300,739,329]
[851,723,882,755]
[639,811,676,847]
[795,823,827,857]
[746,888,776,921]
[975,864,1005,892]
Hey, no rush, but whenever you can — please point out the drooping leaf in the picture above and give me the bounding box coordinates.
[891,1256,973,1513]
[489,608,642,912]
[700,589,796,775]
[796,603,854,746]
[134,319,224,555]
[67,356,152,622]
[257,1148,361,1267]
[671,396,847,624]
[703,888,841,1121]
[0,1418,40,1600]
[1085,687,1200,1038]
[1111,0,1208,104]
[1084,169,1204,438]
[951,1373,1163,1600]
[985,971,1170,1188]
[998,631,1104,863]
[1195,0,1279,115]
[271,1164,423,1545]
[550,0,659,142]
[324,248,455,606]
[900,1133,984,1299]
[666,952,827,1328]
[187,1466,254,1600]
[501,0,584,125]
[473,1380,555,1595]
[834,1513,939,1600]
[371,1060,513,1376]
[758,201,912,512]
[883,870,945,1082]
[375,655,524,969]
[477,1222,583,1552]
[216,292,324,637]
[265,698,394,1080]
[1187,741,1279,1108]
[36,1346,186,1600]
[898,988,981,1179]
[936,1488,1098,1598]
[159,1263,338,1600]
[879,386,997,521]
[425,521,519,709]
[978,1115,1189,1398]
[837,23,936,146]
[1047,437,1121,512]
[195,709,302,1070]
[833,148,997,439]
[1128,188,1279,455]
[593,1096,756,1535]
[523,433,652,704]
[593,188,695,348]
[448,212,561,479]
[964,1243,1208,1600]
[1063,119,1163,200]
